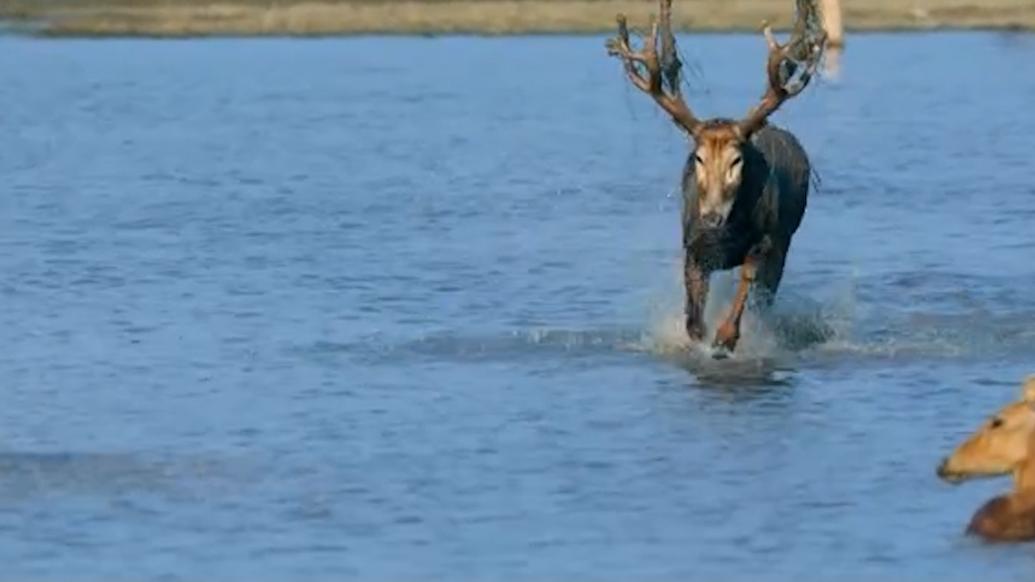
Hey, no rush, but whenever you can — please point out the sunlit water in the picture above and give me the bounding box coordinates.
[2,31,1035,581]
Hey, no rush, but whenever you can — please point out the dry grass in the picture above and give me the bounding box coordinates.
[3,0,1035,37]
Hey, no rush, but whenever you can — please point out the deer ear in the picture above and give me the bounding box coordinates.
[1021,375,1035,403]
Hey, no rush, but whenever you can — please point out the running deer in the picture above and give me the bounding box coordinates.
[606,0,825,354]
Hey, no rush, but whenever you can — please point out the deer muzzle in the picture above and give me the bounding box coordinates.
[936,457,966,484]
[701,212,726,229]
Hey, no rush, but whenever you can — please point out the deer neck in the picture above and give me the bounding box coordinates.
[1013,457,1035,491]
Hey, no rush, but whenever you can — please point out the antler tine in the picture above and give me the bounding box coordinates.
[738,0,826,136]
[658,0,682,97]
[606,16,647,92]
[605,0,700,135]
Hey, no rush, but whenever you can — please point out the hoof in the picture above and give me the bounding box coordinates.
[712,323,740,353]
[710,346,731,360]
[686,323,706,344]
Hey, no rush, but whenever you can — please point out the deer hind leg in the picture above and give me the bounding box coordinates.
[712,237,775,353]
[751,243,788,309]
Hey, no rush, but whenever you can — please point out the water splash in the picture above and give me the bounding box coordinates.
[633,265,1035,370]
[637,268,848,361]
[310,267,1035,374]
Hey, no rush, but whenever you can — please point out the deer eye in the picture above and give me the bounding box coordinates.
[730,156,743,168]
[991,418,1004,429]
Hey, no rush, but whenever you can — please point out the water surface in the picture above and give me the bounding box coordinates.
[1,32,1035,581]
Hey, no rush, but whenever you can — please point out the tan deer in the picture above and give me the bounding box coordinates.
[936,376,1035,541]
[606,0,825,355]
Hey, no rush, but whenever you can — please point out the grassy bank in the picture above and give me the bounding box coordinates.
[3,0,1035,37]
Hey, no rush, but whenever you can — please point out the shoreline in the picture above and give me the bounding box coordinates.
[3,1,1035,38]
[5,27,1034,41]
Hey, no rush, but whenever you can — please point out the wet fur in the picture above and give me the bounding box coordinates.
[681,122,810,340]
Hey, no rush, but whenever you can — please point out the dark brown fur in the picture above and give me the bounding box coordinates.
[967,494,1035,542]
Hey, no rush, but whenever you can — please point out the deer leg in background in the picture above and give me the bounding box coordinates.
[750,242,788,309]
[820,0,844,49]
[713,237,773,353]
[685,258,710,343]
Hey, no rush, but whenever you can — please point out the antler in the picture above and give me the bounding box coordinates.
[605,0,701,135]
[738,0,826,136]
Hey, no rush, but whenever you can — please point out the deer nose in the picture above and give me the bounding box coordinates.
[936,457,962,483]
[701,212,725,228]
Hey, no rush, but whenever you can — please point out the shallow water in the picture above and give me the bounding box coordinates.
[1,31,1035,581]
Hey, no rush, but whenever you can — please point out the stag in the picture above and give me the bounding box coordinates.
[607,0,825,355]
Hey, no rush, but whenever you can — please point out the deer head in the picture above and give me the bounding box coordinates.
[606,0,825,228]
[937,377,1035,484]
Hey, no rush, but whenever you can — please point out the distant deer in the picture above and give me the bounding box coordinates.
[606,0,825,354]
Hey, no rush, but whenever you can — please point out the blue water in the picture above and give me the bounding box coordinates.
[2,31,1035,581]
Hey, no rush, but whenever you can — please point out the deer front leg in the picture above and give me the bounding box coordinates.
[684,256,710,343]
[713,237,772,353]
